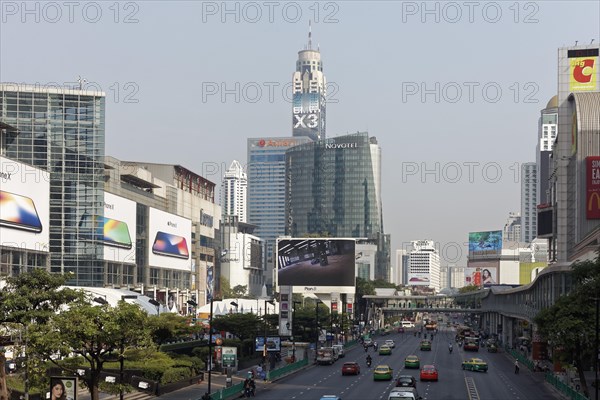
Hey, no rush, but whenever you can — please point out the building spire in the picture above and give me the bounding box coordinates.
[308,20,312,50]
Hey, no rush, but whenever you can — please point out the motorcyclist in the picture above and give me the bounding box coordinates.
[366,354,372,367]
[373,341,378,351]
[448,342,453,353]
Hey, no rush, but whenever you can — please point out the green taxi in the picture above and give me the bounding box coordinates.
[373,365,393,381]
[420,340,432,351]
[379,345,392,355]
[462,357,488,372]
[404,355,420,369]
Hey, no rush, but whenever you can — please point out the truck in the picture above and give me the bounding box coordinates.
[316,347,336,365]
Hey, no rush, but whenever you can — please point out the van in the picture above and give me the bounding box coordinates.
[401,321,415,328]
[333,344,345,358]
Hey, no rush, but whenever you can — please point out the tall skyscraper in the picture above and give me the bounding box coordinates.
[222,160,247,222]
[247,136,311,293]
[292,23,326,141]
[285,132,390,280]
[521,163,537,243]
[503,212,522,243]
[407,240,440,291]
[1,84,106,285]
[536,96,558,206]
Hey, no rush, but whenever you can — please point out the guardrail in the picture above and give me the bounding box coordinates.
[209,381,245,400]
[267,358,309,380]
[545,373,590,400]
[504,346,534,370]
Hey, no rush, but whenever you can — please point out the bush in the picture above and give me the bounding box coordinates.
[160,367,192,384]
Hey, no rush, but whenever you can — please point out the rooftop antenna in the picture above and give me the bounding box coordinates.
[77,76,87,90]
[308,20,312,50]
[575,40,578,46]
[592,39,596,44]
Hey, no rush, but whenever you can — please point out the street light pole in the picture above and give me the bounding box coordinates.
[595,297,598,400]
[292,301,301,362]
[208,296,214,395]
[263,299,274,369]
[315,300,320,363]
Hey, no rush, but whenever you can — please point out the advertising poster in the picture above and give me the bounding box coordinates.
[276,238,356,294]
[0,156,50,251]
[407,273,430,286]
[148,208,192,271]
[586,156,600,219]
[101,192,136,263]
[49,376,77,400]
[255,336,281,353]
[466,261,499,287]
[206,264,214,303]
[569,56,598,92]
[468,231,503,256]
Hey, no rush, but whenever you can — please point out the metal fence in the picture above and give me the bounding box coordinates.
[545,373,590,400]
[267,358,309,381]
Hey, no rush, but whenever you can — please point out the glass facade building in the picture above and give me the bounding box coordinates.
[247,136,311,292]
[285,132,390,280]
[0,84,106,285]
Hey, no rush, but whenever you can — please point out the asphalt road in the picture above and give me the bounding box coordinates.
[255,324,562,400]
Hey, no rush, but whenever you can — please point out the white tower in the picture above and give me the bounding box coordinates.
[222,160,247,222]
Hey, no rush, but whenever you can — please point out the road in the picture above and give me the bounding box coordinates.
[255,324,561,400]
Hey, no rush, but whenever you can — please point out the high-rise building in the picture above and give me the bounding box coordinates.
[394,249,410,285]
[247,136,311,293]
[449,266,466,289]
[407,240,440,291]
[222,160,247,222]
[503,212,521,243]
[537,96,558,206]
[552,44,600,262]
[285,132,390,280]
[292,23,326,141]
[1,84,106,285]
[521,163,537,243]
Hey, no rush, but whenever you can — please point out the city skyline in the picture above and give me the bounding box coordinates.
[2,2,599,269]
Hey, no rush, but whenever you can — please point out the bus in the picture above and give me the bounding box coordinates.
[464,337,480,352]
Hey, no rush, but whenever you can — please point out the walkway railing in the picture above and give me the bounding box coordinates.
[505,346,534,370]
[209,381,244,400]
[545,373,590,400]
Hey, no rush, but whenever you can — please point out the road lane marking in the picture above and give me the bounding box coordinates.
[465,376,480,400]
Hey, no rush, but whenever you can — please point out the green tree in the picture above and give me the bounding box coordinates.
[147,312,194,349]
[211,313,262,343]
[219,277,234,299]
[0,269,83,394]
[535,253,600,398]
[458,284,479,294]
[29,300,152,400]
[231,285,248,298]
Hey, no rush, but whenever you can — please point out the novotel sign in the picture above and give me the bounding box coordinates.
[325,142,358,149]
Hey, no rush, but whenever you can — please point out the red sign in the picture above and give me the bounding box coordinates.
[331,302,338,313]
[346,303,352,314]
[586,156,600,219]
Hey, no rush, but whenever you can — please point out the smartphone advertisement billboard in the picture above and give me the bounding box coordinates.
[102,192,136,263]
[148,207,192,271]
[0,156,49,251]
[276,238,356,294]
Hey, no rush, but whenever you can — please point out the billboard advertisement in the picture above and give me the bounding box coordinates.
[50,376,78,400]
[276,238,356,294]
[292,92,323,140]
[407,273,430,286]
[255,336,281,353]
[148,207,192,271]
[468,231,503,256]
[586,156,600,219]
[99,192,136,263]
[569,56,598,92]
[465,261,499,287]
[0,156,50,251]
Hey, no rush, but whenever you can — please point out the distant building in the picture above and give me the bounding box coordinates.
[222,160,247,223]
[503,212,521,243]
[407,240,440,291]
[521,163,537,243]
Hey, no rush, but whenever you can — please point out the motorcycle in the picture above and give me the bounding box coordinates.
[366,358,372,367]
[449,346,453,354]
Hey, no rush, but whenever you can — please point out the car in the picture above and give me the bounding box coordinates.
[363,338,373,347]
[379,345,392,355]
[395,375,417,388]
[404,355,420,369]
[389,387,422,400]
[385,339,395,348]
[341,362,360,375]
[420,340,432,351]
[487,344,498,353]
[373,365,394,381]
[419,365,438,381]
[333,344,346,358]
[462,357,488,372]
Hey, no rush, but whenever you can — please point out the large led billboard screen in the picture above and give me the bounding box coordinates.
[0,156,49,251]
[468,230,502,256]
[276,238,356,293]
[148,208,192,271]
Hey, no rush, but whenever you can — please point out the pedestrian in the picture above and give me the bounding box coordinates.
[514,360,520,374]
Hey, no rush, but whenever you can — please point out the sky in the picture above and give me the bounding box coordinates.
[2,1,599,269]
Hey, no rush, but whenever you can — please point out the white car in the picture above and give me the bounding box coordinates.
[385,339,395,348]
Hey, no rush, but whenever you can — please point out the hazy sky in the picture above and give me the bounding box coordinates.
[2,1,599,268]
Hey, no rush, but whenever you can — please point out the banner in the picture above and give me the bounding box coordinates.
[587,156,600,219]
